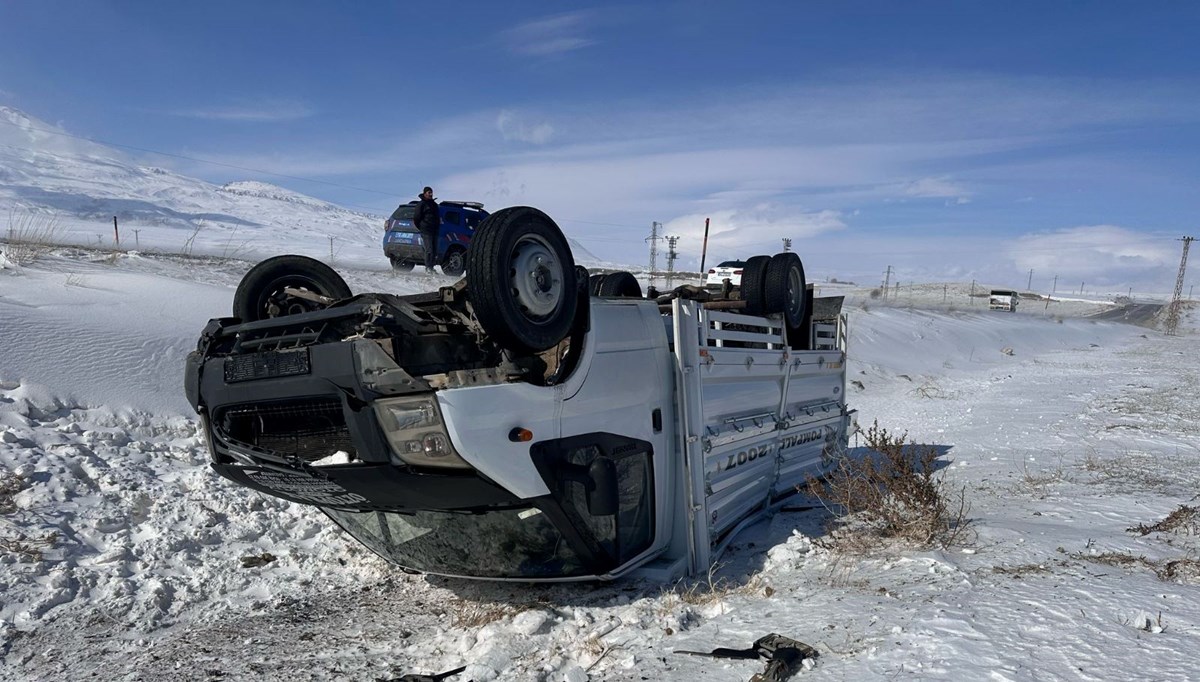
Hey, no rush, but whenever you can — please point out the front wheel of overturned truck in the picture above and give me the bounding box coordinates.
[232,254,352,322]
[465,206,578,354]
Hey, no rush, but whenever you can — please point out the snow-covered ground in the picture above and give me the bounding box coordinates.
[2,244,1198,681]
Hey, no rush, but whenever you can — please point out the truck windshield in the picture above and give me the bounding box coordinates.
[323,506,589,578]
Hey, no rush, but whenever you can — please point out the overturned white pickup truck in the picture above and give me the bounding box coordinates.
[185,207,853,581]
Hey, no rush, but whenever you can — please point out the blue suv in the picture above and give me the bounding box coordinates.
[382,200,489,277]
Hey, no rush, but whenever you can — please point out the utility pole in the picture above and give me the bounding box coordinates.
[782,237,792,252]
[646,221,662,290]
[970,279,976,304]
[1165,235,1194,336]
[1027,268,1033,291]
[882,265,893,300]
[665,235,680,289]
[1052,275,1058,296]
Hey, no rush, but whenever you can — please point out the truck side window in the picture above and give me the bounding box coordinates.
[443,211,461,226]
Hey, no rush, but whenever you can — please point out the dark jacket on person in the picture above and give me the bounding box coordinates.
[413,196,440,234]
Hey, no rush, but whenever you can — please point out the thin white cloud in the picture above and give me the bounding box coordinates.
[500,11,598,56]
[900,177,971,200]
[662,206,847,260]
[169,99,314,122]
[496,110,554,144]
[1008,225,1178,286]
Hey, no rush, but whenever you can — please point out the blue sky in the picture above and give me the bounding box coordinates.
[2,1,1199,292]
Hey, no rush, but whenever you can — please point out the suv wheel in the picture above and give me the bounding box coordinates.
[441,247,466,278]
[390,257,414,273]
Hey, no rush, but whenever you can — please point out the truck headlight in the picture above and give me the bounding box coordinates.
[373,396,472,470]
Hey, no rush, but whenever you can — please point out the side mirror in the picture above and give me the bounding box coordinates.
[586,457,619,517]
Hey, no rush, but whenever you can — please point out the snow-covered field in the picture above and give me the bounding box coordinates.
[2,244,1197,681]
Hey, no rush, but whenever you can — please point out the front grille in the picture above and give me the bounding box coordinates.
[217,398,357,462]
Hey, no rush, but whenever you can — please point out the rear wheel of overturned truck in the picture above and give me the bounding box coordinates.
[588,273,607,296]
[597,271,642,298]
[765,252,807,328]
[232,254,352,322]
[465,206,578,354]
[739,255,771,315]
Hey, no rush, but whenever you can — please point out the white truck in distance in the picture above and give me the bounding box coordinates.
[185,207,853,581]
[989,289,1020,312]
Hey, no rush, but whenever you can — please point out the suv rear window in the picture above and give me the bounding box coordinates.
[390,205,416,221]
[716,260,745,268]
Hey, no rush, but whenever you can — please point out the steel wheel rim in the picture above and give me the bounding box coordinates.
[787,266,802,313]
[263,276,320,317]
[509,234,564,319]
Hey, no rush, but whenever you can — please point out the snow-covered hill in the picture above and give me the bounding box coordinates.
[0,106,383,264]
[0,106,603,268]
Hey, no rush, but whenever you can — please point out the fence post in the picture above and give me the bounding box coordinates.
[113,216,119,246]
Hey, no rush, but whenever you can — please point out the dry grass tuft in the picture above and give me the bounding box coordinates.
[1129,505,1200,536]
[991,563,1051,578]
[0,469,24,514]
[0,531,59,562]
[805,420,970,552]
[1073,550,1200,583]
[2,211,63,265]
[451,602,519,628]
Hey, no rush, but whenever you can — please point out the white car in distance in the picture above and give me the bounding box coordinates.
[705,260,746,291]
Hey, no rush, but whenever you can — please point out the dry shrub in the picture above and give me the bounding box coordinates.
[452,602,518,628]
[3,211,63,265]
[1073,551,1200,583]
[806,420,969,551]
[1129,505,1200,536]
[0,531,58,562]
[0,469,23,514]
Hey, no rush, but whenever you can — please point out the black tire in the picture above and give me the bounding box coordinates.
[390,257,414,273]
[464,207,578,354]
[588,274,607,296]
[233,255,352,322]
[597,271,642,298]
[765,252,807,327]
[740,255,771,315]
[441,247,466,278]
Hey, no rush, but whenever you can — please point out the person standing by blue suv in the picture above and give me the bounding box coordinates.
[412,186,439,274]
[382,190,488,277]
